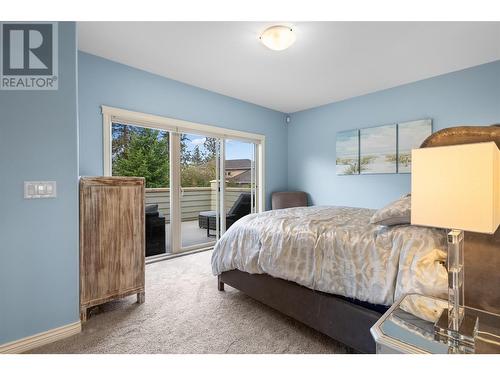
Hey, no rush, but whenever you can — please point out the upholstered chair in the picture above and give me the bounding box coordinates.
[271,191,308,210]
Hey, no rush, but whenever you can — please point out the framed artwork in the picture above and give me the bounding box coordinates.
[336,119,432,176]
[336,129,359,175]
[359,124,397,174]
[397,119,432,173]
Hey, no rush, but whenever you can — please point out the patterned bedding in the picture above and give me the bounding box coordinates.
[211,206,448,306]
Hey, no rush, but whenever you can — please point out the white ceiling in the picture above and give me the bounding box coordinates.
[78,22,500,113]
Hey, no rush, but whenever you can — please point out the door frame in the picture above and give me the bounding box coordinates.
[101,105,266,254]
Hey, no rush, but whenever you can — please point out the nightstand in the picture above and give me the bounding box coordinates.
[371,294,500,354]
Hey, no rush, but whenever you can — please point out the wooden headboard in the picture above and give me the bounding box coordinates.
[420,124,500,314]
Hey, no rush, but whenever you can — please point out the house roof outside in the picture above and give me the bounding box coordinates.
[225,159,252,184]
[229,169,252,185]
[225,159,251,170]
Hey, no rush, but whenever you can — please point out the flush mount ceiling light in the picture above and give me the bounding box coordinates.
[259,25,296,51]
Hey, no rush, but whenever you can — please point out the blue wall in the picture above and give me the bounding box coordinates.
[0,22,79,345]
[78,52,288,208]
[288,61,500,209]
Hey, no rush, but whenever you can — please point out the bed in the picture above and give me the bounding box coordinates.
[212,125,500,353]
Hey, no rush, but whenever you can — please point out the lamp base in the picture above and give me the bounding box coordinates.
[434,308,478,353]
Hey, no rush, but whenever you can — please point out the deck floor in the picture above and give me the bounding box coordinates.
[160,220,215,255]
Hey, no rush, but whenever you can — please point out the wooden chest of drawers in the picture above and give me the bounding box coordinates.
[79,177,145,321]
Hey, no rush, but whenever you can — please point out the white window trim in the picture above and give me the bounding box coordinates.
[102,105,266,212]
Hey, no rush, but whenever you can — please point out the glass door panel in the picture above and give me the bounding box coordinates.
[111,122,171,257]
[179,133,220,250]
[223,139,257,231]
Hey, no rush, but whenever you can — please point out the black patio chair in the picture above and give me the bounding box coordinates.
[198,193,252,237]
[145,204,166,257]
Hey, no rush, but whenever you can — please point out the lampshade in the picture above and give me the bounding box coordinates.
[411,142,500,234]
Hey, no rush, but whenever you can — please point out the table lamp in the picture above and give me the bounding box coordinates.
[411,141,500,352]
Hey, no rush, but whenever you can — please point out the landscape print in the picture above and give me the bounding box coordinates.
[360,124,397,174]
[336,129,359,175]
[397,119,432,173]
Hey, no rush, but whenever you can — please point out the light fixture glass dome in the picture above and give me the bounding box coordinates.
[260,25,296,51]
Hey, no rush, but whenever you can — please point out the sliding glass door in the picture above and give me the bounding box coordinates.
[222,139,257,233]
[111,122,172,256]
[104,107,264,260]
[178,133,220,251]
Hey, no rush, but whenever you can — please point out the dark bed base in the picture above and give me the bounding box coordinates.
[218,270,386,353]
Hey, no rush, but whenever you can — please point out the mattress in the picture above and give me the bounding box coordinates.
[211,206,448,306]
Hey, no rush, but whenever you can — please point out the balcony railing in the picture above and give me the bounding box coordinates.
[145,186,252,222]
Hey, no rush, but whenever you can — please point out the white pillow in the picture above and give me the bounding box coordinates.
[370,195,411,226]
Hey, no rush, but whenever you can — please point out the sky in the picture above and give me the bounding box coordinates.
[185,134,254,161]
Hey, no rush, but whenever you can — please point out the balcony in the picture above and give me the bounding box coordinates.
[145,186,252,256]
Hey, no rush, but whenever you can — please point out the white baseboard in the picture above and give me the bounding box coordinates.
[0,321,81,354]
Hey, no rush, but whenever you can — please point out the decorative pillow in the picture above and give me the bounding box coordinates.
[370,195,411,226]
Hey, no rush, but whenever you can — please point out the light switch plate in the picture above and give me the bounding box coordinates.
[24,181,57,199]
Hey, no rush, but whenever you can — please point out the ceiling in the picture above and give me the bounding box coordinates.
[78,22,500,113]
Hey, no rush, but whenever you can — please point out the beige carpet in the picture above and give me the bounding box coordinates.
[30,250,351,354]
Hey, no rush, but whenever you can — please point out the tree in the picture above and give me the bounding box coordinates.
[112,123,140,161]
[181,159,216,187]
[180,134,191,166]
[191,145,204,165]
[203,137,217,162]
[112,125,220,188]
[112,128,169,188]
